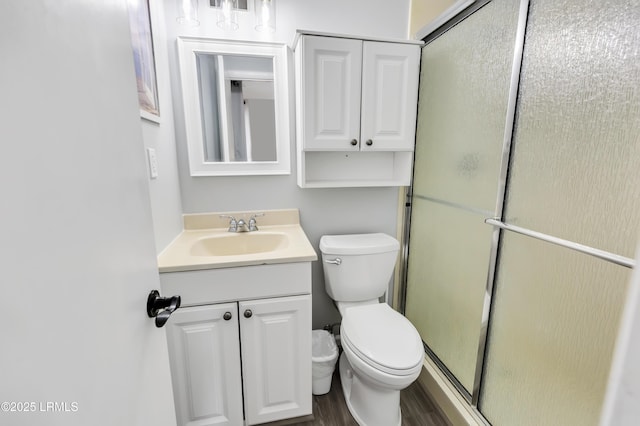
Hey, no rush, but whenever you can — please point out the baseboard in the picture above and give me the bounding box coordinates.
[417,357,487,426]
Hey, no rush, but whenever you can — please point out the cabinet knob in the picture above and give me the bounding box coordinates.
[223,312,232,321]
[350,139,358,146]
[365,139,373,146]
[244,309,253,318]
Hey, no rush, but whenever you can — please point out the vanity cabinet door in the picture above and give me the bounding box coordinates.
[166,303,244,426]
[360,41,421,152]
[300,35,362,151]
[239,295,312,425]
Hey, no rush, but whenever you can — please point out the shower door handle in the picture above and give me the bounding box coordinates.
[324,258,342,265]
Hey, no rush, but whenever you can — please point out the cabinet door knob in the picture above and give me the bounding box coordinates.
[244,309,253,318]
[350,139,358,146]
[365,139,373,146]
[223,312,232,321]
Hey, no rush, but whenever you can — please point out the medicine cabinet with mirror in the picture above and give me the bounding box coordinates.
[177,38,291,176]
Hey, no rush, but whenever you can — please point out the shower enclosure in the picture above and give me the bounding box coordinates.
[402,0,640,424]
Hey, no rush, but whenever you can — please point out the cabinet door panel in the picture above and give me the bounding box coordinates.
[361,42,420,151]
[240,295,312,425]
[302,36,362,151]
[166,304,244,426]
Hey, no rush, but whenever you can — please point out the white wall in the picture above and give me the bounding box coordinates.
[409,0,457,38]
[166,0,412,43]
[144,1,184,254]
[163,0,412,328]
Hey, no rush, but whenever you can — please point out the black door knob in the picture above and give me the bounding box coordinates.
[223,312,232,321]
[244,309,253,318]
[146,290,181,328]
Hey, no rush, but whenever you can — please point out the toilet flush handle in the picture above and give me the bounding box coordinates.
[324,258,342,265]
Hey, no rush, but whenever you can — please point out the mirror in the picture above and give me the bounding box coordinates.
[196,54,276,163]
[178,38,291,176]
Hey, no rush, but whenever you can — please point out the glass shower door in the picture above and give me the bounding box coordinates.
[405,0,523,396]
[479,0,640,424]
[405,0,640,421]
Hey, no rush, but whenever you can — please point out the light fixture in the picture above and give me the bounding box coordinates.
[176,0,200,26]
[254,0,275,33]
[217,0,239,31]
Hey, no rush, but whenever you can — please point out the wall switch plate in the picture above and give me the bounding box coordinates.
[147,148,158,179]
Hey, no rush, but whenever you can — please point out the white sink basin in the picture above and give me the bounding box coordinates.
[190,232,289,257]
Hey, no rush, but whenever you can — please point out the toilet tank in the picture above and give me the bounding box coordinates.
[319,233,400,302]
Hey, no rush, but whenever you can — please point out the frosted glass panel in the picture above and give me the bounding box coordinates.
[405,199,493,392]
[407,0,522,394]
[479,232,629,425]
[504,0,640,257]
[412,0,520,212]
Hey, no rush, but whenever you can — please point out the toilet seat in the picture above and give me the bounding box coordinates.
[341,304,424,376]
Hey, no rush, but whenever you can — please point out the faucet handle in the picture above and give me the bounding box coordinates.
[219,215,238,232]
[248,213,264,231]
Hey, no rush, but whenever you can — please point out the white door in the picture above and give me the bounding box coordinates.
[166,304,244,426]
[601,243,640,425]
[0,2,175,426]
[360,41,421,151]
[239,296,312,425]
[301,36,362,151]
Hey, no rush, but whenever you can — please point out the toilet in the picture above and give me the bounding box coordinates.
[319,233,424,426]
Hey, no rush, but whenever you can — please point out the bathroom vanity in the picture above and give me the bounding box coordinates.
[158,209,317,426]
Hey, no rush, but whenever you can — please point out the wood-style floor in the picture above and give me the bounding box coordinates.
[290,369,450,426]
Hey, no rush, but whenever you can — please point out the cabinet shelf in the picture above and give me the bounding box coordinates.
[297,151,413,188]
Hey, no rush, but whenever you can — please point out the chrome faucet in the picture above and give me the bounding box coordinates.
[219,215,239,232]
[220,213,264,232]
[236,218,248,232]
[248,213,264,231]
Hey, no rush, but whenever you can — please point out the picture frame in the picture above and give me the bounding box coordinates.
[127,0,160,123]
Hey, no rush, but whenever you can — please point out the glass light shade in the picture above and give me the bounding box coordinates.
[255,0,275,32]
[217,0,239,30]
[176,0,200,26]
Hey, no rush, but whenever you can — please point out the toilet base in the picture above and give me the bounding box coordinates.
[339,353,402,426]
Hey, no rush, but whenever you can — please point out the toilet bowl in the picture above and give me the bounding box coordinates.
[339,303,423,426]
[319,233,424,426]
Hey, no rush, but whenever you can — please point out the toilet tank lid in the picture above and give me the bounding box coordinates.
[320,233,399,255]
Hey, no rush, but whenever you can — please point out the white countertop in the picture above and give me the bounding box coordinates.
[157,209,318,273]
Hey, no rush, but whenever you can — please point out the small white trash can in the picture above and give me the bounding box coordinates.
[311,330,339,395]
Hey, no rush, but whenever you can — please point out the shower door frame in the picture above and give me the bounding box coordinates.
[400,0,638,416]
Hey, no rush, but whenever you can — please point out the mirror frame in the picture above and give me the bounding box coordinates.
[177,37,291,176]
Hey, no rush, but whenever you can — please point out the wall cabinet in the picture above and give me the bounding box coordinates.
[295,32,421,187]
[161,263,312,426]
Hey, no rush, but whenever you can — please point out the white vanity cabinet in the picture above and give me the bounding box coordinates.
[161,262,312,426]
[239,296,311,425]
[166,303,244,426]
[294,32,421,187]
